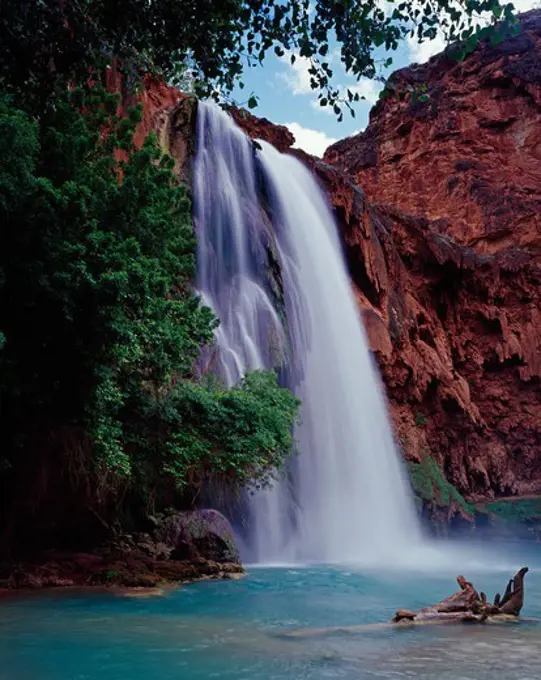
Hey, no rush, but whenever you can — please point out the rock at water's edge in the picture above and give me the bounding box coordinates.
[155,509,240,563]
[0,509,243,591]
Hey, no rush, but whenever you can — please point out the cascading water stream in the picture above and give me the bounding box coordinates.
[193,102,422,565]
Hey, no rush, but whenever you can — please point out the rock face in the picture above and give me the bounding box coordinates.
[231,108,295,152]
[315,162,540,505]
[132,15,541,514]
[324,10,541,258]
[321,11,541,504]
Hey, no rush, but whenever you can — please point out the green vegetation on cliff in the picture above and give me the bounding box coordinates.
[0,88,299,545]
[480,498,541,525]
[408,457,473,515]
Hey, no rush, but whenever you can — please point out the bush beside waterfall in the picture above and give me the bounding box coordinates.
[0,87,299,543]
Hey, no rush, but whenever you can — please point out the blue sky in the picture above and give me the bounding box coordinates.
[229,0,538,156]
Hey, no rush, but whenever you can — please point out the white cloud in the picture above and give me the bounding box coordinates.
[278,50,313,95]
[407,32,447,64]
[285,122,337,157]
[348,78,384,105]
[278,43,382,111]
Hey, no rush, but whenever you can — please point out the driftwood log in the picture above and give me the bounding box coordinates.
[392,567,529,624]
[278,567,531,639]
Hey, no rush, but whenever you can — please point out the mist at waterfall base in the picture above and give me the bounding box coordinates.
[193,103,505,572]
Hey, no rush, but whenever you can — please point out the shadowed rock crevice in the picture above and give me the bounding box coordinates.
[0,510,243,590]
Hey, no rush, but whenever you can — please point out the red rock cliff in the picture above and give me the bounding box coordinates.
[324,10,541,258]
[325,174,541,502]
[322,10,541,501]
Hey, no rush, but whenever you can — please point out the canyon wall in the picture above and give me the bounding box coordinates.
[324,10,541,258]
[135,11,540,510]
[321,10,541,504]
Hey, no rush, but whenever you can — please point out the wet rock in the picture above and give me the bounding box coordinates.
[154,509,240,564]
[0,508,243,591]
[230,108,295,153]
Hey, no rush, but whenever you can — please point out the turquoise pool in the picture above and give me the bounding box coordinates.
[1,543,540,680]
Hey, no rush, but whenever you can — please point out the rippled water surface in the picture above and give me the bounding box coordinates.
[2,542,541,680]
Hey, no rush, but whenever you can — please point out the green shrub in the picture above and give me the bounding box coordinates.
[102,568,120,582]
[414,411,427,427]
[0,0,516,118]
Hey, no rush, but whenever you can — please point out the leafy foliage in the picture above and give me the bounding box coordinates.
[1,0,519,118]
[133,372,300,497]
[408,456,473,515]
[0,90,299,516]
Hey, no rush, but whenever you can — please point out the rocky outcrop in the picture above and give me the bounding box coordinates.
[324,10,541,258]
[0,510,243,590]
[231,107,295,152]
[154,509,240,563]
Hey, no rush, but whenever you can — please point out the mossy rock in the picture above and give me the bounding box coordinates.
[479,498,541,526]
[408,457,474,517]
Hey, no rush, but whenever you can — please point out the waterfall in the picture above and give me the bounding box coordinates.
[193,102,422,565]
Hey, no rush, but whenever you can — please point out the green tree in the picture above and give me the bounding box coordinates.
[1,0,518,117]
[0,89,299,537]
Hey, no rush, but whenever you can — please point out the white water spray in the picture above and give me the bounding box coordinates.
[193,102,422,564]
